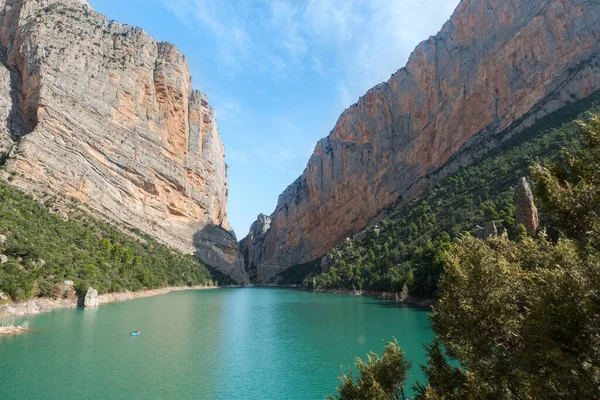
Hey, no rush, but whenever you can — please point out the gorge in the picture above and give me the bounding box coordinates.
[1,0,600,398]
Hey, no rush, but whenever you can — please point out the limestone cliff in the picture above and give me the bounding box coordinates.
[0,0,249,284]
[243,0,600,283]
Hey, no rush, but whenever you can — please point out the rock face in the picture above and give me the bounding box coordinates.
[515,177,539,235]
[83,287,99,307]
[0,0,248,283]
[240,213,273,282]
[476,221,498,240]
[244,0,600,282]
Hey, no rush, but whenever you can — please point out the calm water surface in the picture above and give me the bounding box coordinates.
[0,288,433,399]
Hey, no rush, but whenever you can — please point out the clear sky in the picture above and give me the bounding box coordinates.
[88,0,460,239]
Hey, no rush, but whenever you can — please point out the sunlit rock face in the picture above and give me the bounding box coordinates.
[0,0,249,284]
[244,0,600,283]
[515,177,539,235]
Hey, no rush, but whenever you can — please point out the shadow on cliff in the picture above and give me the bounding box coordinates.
[192,224,249,285]
[0,43,30,153]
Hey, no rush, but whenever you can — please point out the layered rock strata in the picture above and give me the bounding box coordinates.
[0,0,248,283]
[243,0,600,282]
[240,214,273,282]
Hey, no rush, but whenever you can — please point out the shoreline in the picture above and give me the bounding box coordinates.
[307,288,437,308]
[256,284,437,308]
[0,284,434,337]
[0,285,222,335]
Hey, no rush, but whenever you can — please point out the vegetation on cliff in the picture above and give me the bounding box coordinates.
[0,183,229,302]
[300,94,600,297]
[331,116,600,398]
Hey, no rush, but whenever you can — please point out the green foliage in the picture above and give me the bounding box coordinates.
[302,94,600,297]
[0,181,222,301]
[329,339,412,400]
[326,107,600,399]
[418,117,600,398]
[273,258,322,285]
[533,115,600,247]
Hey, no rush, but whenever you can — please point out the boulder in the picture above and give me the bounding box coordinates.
[0,292,8,301]
[0,255,7,264]
[84,288,99,307]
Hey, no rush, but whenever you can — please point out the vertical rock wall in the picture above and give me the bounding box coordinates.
[243,0,600,282]
[0,0,248,283]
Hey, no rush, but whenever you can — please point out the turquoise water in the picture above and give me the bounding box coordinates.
[0,288,433,399]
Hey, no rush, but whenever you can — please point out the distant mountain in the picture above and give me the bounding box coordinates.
[243,0,600,283]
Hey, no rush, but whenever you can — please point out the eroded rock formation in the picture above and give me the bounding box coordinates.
[83,287,99,307]
[0,0,248,283]
[244,0,600,282]
[515,177,539,235]
[476,221,498,241]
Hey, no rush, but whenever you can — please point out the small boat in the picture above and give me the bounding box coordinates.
[130,331,140,337]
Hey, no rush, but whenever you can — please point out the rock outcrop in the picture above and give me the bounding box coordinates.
[515,177,539,235]
[83,287,99,307]
[476,221,498,241]
[244,0,600,282]
[0,0,248,283]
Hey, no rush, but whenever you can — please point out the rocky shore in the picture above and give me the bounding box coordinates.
[0,285,220,335]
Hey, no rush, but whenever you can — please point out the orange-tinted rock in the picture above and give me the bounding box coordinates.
[515,177,539,235]
[245,0,600,282]
[0,0,248,283]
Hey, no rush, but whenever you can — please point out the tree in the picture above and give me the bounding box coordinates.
[419,116,600,398]
[423,233,600,398]
[533,116,600,247]
[330,339,412,400]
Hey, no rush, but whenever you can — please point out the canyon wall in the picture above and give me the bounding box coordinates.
[243,0,600,283]
[0,0,249,283]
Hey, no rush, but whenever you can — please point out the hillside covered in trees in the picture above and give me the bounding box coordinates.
[290,93,600,299]
[0,183,231,302]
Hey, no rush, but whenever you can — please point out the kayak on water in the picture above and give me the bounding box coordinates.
[131,331,140,336]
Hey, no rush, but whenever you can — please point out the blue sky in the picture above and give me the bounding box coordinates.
[89,0,460,239]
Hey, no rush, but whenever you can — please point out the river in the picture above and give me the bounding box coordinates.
[0,288,433,399]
